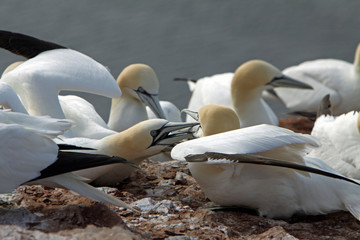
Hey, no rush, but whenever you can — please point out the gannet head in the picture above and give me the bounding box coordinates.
[231,60,312,101]
[117,64,166,119]
[198,104,240,136]
[102,119,199,163]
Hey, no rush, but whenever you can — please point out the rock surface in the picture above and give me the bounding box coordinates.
[1,117,359,239]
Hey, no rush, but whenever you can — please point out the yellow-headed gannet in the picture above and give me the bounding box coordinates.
[108,64,166,132]
[59,119,199,185]
[184,60,312,127]
[0,111,135,210]
[171,112,360,220]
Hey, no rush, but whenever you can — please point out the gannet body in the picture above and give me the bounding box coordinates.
[171,123,360,220]
[308,111,360,179]
[274,43,360,115]
[0,111,133,210]
[59,95,116,139]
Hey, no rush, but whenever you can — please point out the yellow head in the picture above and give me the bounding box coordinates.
[116,63,160,98]
[199,104,240,136]
[231,60,282,101]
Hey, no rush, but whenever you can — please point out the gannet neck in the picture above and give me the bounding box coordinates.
[108,92,148,132]
[199,104,240,136]
[354,43,360,74]
[233,97,275,127]
[1,49,121,118]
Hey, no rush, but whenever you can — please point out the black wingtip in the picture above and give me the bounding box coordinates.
[201,152,360,186]
[27,151,135,182]
[0,30,66,59]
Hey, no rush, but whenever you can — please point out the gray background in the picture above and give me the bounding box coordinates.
[0,0,359,121]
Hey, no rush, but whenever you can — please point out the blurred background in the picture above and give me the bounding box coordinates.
[0,0,359,121]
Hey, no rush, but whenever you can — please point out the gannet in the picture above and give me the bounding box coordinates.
[107,64,166,132]
[273,43,360,115]
[308,111,360,179]
[185,60,312,127]
[0,30,121,120]
[182,104,239,137]
[171,120,360,220]
[59,119,198,185]
[1,61,116,139]
[0,111,135,210]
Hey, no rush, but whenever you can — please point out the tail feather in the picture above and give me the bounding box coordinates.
[46,173,137,212]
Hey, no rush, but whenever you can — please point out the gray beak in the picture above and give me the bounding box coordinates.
[135,87,166,119]
[181,109,199,121]
[152,122,200,146]
[266,75,313,89]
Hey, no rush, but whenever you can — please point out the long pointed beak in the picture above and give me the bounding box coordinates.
[266,75,313,89]
[154,122,200,145]
[181,109,199,121]
[136,89,166,119]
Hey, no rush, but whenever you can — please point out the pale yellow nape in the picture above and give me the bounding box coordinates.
[2,61,24,77]
[116,63,159,94]
[354,43,360,73]
[231,60,282,102]
[100,119,155,164]
[199,104,240,136]
[357,112,360,134]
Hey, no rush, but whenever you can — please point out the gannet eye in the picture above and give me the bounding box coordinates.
[150,130,157,137]
[138,87,145,93]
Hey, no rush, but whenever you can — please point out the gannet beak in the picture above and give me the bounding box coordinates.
[135,87,166,119]
[181,109,199,121]
[152,122,200,146]
[266,75,313,89]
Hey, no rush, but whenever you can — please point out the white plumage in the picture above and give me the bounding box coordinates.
[0,111,133,210]
[308,111,360,179]
[171,124,360,220]
[274,43,360,115]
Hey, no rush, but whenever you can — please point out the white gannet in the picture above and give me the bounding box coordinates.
[308,111,360,179]
[0,30,121,120]
[0,111,135,210]
[273,43,360,115]
[59,119,198,185]
[171,121,360,220]
[107,64,166,132]
[185,60,312,127]
[1,61,116,139]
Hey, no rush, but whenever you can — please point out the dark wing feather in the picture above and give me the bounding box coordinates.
[0,30,66,59]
